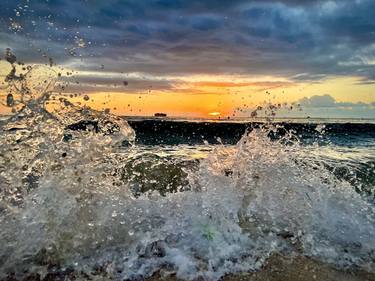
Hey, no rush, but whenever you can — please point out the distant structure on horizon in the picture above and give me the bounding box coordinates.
[154,113,167,117]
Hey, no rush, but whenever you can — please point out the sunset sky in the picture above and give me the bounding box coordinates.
[0,0,375,118]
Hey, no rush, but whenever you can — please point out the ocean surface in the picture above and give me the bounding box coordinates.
[0,64,375,280]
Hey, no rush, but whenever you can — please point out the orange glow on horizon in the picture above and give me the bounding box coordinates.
[1,62,374,118]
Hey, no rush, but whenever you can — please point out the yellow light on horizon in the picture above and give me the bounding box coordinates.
[208,112,221,116]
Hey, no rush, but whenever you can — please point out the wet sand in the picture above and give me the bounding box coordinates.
[148,254,375,281]
[4,254,374,281]
[222,254,375,281]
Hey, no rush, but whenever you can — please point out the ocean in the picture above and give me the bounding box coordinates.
[1,114,375,280]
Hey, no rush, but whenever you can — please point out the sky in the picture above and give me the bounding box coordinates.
[0,0,375,118]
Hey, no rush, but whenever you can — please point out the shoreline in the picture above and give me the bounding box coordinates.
[3,254,375,281]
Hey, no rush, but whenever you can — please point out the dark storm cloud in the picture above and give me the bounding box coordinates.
[58,72,178,93]
[1,0,375,90]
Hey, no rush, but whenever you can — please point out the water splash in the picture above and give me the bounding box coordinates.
[0,54,135,214]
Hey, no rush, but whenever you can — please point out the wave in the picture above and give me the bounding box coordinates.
[128,120,375,145]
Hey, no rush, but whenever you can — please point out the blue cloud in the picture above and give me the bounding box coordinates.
[0,0,374,86]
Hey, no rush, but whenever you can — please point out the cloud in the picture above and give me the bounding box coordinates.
[290,73,327,82]
[192,81,294,88]
[58,75,176,94]
[0,0,375,89]
[299,94,336,107]
[232,94,375,119]
[299,94,374,108]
